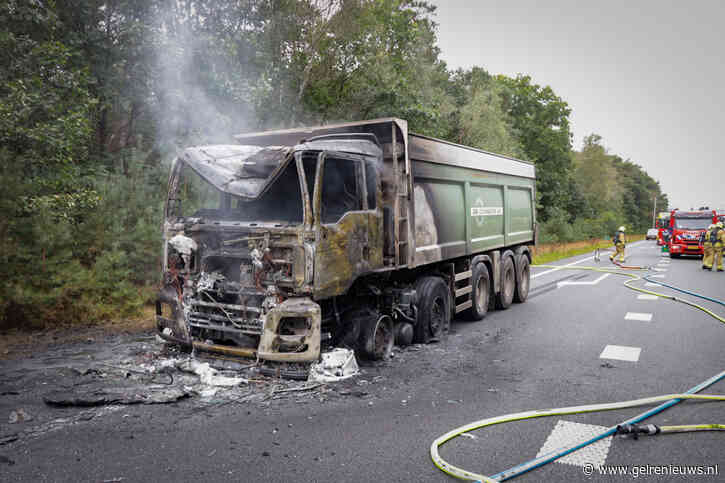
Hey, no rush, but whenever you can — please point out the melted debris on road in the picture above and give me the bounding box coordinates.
[0,330,440,449]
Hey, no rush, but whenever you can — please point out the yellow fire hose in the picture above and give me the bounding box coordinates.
[430,264,725,482]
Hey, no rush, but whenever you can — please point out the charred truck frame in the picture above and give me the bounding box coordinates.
[156,118,536,366]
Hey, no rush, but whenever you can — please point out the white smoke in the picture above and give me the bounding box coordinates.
[150,2,256,156]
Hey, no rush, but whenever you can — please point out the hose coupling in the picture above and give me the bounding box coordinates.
[616,423,660,439]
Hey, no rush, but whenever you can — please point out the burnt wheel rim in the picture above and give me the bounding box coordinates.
[430,296,444,336]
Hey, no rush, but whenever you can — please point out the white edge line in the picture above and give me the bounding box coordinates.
[533,240,648,280]
[557,273,610,287]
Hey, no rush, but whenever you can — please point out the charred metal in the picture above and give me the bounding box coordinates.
[157,119,536,368]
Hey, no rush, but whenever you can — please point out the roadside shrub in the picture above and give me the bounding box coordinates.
[0,155,163,331]
[539,207,574,243]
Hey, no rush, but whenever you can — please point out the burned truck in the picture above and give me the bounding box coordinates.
[156,118,536,366]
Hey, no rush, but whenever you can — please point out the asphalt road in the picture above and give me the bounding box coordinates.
[1,240,724,482]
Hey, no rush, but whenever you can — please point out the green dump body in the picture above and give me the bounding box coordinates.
[408,132,536,268]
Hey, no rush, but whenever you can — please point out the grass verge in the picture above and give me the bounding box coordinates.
[532,234,646,265]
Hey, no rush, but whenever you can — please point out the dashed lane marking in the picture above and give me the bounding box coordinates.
[653,268,667,272]
[536,420,613,469]
[645,282,659,287]
[637,294,658,300]
[532,256,596,279]
[600,345,641,362]
[625,312,653,322]
[557,273,610,288]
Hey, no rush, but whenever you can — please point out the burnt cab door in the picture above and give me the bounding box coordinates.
[313,152,381,299]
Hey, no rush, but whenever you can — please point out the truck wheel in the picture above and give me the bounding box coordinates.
[495,256,515,310]
[414,276,450,343]
[669,253,680,258]
[513,255,530,303]
[394,322,414,346]
[358,313,394,360]
[464,263,489,321]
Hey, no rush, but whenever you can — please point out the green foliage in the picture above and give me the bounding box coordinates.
[573,134,667,235]
[445,68,523,157]
[497,74,575,222]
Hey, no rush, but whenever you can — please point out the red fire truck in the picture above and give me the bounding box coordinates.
[668,209,718,258]
[656,212,670,246]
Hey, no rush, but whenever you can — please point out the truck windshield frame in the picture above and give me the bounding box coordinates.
[674,217,711,230]
[170,157,306,226]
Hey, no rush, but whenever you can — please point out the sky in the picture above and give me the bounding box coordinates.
[429,0,724,212]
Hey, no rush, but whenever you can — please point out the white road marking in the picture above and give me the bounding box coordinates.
[557,273,610,288]
[536,420,613,468]
[637,294,658,300]
[532,241,648,279]
[653,268,667,272]
[600,345,641,362]
[625,312,653,322]
[650,274,665,278]
[645,282,659,287]
[532,256,595,279]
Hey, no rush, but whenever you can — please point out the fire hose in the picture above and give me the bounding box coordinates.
[430,263,725,482]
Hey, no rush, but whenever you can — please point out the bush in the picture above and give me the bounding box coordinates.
[539,207,574,243]
[1,154,164,331]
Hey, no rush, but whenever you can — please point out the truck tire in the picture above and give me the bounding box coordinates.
[495,256,515,310]
[357,312,394,360]
[414,276,450,343]
[513,255,530,303]
[669,253,680,258]
[464,263,489,321]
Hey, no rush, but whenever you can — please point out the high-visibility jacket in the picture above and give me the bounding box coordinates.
[702,228,714,246]
[716,228,725,248]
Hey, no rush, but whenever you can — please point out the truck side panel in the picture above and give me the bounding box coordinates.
[507,186,535,246]
[469,183,504,252]
[410,158,535,268]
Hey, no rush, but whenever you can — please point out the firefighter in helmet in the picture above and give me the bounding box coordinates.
[714,221,724,272]
[610,226,626,263]
[701,224,715,270]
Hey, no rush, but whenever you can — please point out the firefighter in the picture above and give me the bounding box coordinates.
[701,224,715,270]
[715,221,724,272]
[610,226,626,263]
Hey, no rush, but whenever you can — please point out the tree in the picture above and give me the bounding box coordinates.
[573,134,619,218]
[497,74,574,222]
[445,67,523,157]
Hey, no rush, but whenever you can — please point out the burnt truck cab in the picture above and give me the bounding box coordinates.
[156,135,384,362]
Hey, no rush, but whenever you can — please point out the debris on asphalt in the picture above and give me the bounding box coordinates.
[0,435,19,446]
[0,329,426,450]
[43,387,190,407]
[173,359,248,387]
[308,348,359,383]
[8,409,32,424]
[272,383,323,395]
